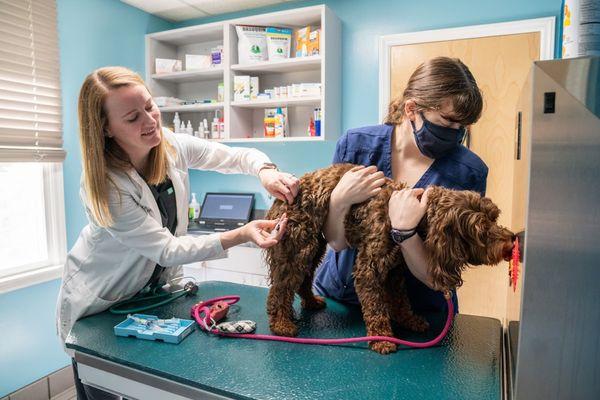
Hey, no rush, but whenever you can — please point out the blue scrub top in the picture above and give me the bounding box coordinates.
[313,124,488,313]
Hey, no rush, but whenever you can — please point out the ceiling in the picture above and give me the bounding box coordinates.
[121,0,300,22]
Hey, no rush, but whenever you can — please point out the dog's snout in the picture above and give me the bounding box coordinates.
[502,242,514,261]
[501,230,516,261]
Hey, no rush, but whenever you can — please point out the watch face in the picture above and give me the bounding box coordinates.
[391,229,415,244]
[391,230,403,244]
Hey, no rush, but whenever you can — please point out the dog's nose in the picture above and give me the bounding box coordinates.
[502,241,514,262]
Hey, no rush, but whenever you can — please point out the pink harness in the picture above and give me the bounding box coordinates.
[190,293,454,348]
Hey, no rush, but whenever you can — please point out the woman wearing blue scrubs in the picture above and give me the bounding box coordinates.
[314,57,488,314]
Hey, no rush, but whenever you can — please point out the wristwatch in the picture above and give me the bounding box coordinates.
[390,228,417,245]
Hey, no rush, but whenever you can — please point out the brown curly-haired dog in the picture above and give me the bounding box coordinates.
[265,163,514,354]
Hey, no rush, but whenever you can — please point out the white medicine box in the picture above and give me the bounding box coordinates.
[185,54,212,70]
[234,75,251,101]
[250,77,259,100]
[155,58,182,74]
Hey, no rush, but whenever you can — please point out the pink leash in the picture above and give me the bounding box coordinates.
[190,293,454,348]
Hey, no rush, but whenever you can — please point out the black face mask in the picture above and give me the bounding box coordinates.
[411,113,465,159]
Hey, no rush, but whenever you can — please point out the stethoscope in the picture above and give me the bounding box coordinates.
[109,277,199,314]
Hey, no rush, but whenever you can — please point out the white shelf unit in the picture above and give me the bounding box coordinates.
[158,102,224,113]
[230,55,322,73]
[151,66,224,82]
[145,5,341,142]
[230,96,321,108]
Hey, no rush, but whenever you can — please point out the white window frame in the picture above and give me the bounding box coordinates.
[378,17,556,121]
[0,162,66,293]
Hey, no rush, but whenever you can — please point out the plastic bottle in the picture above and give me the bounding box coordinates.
[211,117,219,139]
[189,193,200,221]
[275,107,285,137]
[264,117,276,137]
[173,112,181,133]
[307,117,315,136]
[180,121,186,133]
[203,118,210,139]
[314,107,321,137]
[186,120,193,135]
[219,117,225,138]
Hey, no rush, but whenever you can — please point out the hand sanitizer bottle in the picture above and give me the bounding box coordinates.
[189,193,200,221]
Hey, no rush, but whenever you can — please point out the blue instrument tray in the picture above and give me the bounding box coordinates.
[114,314,195,344]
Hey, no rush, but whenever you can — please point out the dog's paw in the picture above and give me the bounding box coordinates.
[404,315,430,333]
[370,341,397,355]
[301,295,327,310]
[393,313,430,333]
[270,319,299,337]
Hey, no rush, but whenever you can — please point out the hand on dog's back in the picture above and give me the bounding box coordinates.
[388,187,431,230]
[330,165,386,208]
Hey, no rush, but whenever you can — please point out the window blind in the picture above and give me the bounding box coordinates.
[0,0,65,162]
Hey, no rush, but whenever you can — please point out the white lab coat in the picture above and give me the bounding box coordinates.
[56,128,270,345]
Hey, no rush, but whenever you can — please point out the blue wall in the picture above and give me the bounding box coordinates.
[0,280,67,395]
[0,0,562,396]
[0,0,173,396]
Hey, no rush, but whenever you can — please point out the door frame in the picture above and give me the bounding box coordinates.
[378,17,556,121]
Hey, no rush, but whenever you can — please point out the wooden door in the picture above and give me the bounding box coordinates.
[389,32,540,320]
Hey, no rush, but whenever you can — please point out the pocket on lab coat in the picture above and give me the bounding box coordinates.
[58,272,120,342]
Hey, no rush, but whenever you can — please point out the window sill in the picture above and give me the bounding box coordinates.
[0,264,63,294]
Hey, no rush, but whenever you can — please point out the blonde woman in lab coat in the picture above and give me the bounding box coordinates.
[57,66,296,400]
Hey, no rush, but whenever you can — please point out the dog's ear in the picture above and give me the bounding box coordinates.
[480,197,500,222]
[423,187,469,290]
[424,224,469,291]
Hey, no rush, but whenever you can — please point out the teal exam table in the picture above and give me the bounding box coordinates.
[66,281,502,400]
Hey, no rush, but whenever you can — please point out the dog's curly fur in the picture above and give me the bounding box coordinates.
[265,163,514,354]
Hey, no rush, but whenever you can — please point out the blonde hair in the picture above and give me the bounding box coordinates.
[78,66,174,227]
[385,57,483,126]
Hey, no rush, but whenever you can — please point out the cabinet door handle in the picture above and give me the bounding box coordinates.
[515,111,522,160]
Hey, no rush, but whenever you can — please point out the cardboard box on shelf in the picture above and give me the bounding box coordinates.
[234,75,251,101]
[155,58,182,74]
[250,77,259,100]
[295,26,320,57]
[185,54,212,70]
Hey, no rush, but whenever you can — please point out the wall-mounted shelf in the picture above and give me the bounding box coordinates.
[145,5,340,143]
[219,136,324,143]
[230,55,321,74]
[158,103,224,113]
[151,67,223,83]
[230,96,321,109]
